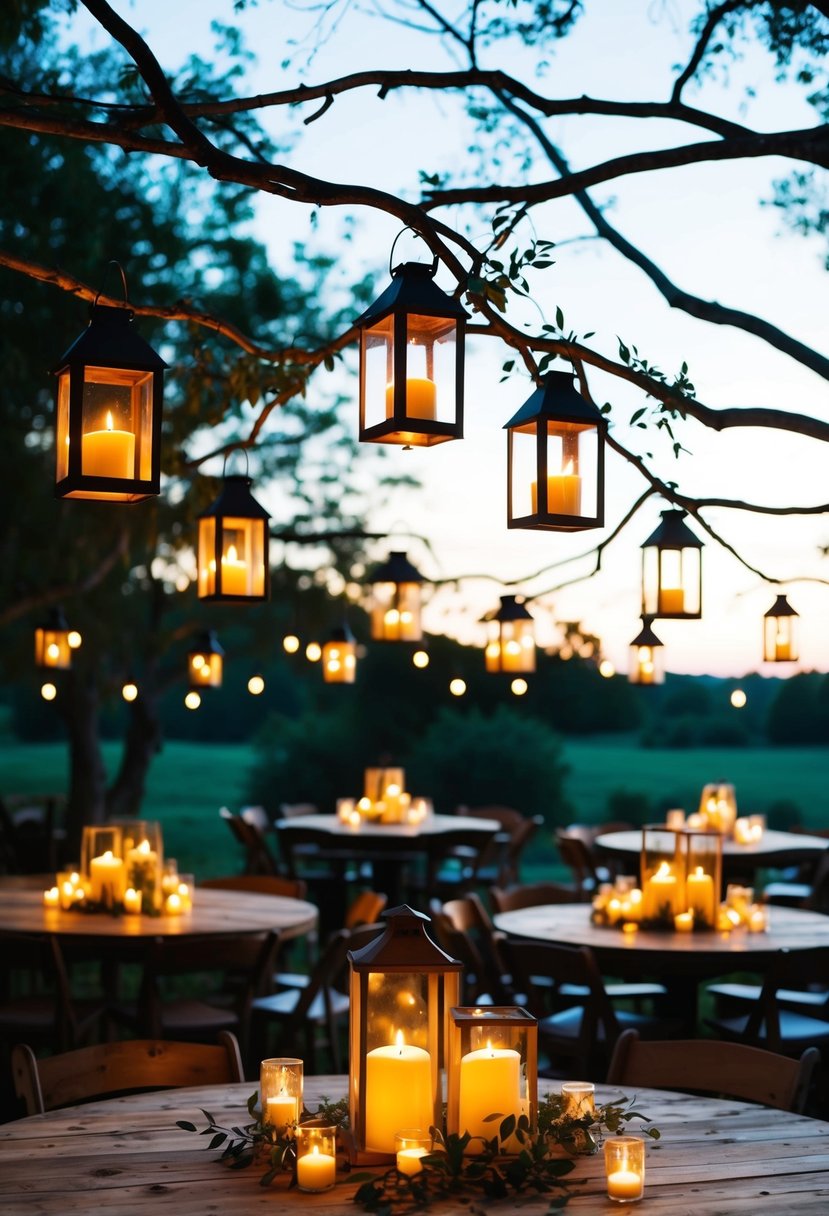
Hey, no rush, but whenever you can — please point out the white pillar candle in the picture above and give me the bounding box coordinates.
[88,850,126,905]
[365,1034,433,1155]
[458,1045,521,1142]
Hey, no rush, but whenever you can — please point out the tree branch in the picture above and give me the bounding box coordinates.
[671,0,747,103]
[0,527,130,627]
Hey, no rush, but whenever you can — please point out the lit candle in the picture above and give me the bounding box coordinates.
[82,410,135,479]
[396,1147,428,1175]
[220,543,248,596]
[665,809,686,830]
[747,904,768,933]
[123,887,142,915]
[685,866,715,926]
[266,1092,298,1133]
[561,1082,595,1120]
[88,850,126,906]
[621,888,643,922]
[605,1136,645,1203]
[296,1144,336,1192]
[733,817,754,845]
[642,861,680,922]
[531,460,581,515]
[607,1168,645,1201]
[674,910,694,932]
[43,886,60,908]
[176,881,192,913]
[164,892,183,915]
[59,880,76,910]
[660,584,684,614]
[386,378,436,420]
[458,1043,522,1142]
[365,1032,433,1155]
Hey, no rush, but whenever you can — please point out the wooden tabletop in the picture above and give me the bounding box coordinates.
[276,813,499,842]
[595,829,828,879]
[1,1077,827,1214]
[494,902,829,978]
[0,886,318,943]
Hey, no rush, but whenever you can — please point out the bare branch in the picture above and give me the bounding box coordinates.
[671,0,746,103]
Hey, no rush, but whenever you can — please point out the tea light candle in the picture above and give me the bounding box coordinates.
[123,887,142,914]
[674,910,694,932]
[176,880,193,913]
[43,886,60,908]
[164,892,183,915]
[665,808,686,830]
[607,1167,645,1201]
[561,1082,595,1120]
[395,1131,431,1176]
[605,1136,645,1203]
[365,1032,433,1155]
[296,1143,336,1192]
[747,904,768,933]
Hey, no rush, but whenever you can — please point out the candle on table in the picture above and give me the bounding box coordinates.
[385,378,436,420]
[674,910,694,932]
[123,887,142,915]
[686,866,715,925]
[397,1147,428,1175]
[43,886,60,908]
[733,817,753,845]
[220,543,248,596]
[748,904,768,933]
[458,1043,522,1142]
[607,1168,645,1201]
[365,1032,433,1155]
[531,460,581,515]
[665,809,685,830]
[266,1092,298,1133]
[296,1144,336,1192]
[561,1082,595,1120]
[642,861,680,922]
[88,850,126,906]
[605,1137,645,1203]
[82,410,135,479]
[176,880,193,913]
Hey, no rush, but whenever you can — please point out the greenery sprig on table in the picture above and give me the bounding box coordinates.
[178,1090,659,1212]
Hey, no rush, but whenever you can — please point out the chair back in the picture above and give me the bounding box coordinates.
[431,910,493,1004]
[424,825,498,892]
[555,829,600,894]
[345,890,388,928]
[607,1028,819,1113]
[240,805,272,832]
[743,947,829,1051]
[219,807,279,875]
[490,881,577,913]
[503,937,619,1046]
[199,874,308,900]
[12,1032,244,1116]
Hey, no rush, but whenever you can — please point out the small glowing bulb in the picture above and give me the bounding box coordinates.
[283,633,300,654]
[599,659,615,679]
[306,642,322,662]
[191,653,205,671]
[413,649,429,669]
[184,690,201,710]
[46,642,60,661]
[248,675,265,695]
[67,631,82,649]
[511,677,528,696]
[41,682,57,701]
[122,682,138,702]
[730,689,747,709]
[449,678,466,697]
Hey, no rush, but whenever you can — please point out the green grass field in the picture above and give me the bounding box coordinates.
[1,735,825,879]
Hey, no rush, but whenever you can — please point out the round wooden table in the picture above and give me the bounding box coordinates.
[1,1077,827,1214]
[595,828,828,882]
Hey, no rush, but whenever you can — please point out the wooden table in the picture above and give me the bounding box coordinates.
[494,902,829,1028]
[595,829,828,883]
[2,1077,827,1214]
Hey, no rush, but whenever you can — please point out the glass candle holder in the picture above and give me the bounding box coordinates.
[117,819,163,913]
[395,1129,431,1176]
[561,1081,595,1120]
[176,874,194,913]
[640,826,686,926]
[725,884,753,925]
[665,808,686,830]
[260,1058,303,1134]
[295,1121,337,1193]
[80,825,125,908]
[161,859,180,896]
[446,1005,537,1153]
[604,1135,645,1203]
[684,829,722,930]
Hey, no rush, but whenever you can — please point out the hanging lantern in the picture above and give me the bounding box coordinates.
[483,595,535,674]
[34,607,74,670]
[356,255,467,447]
[197,469,270,602]
[347,905,463,1161]
[54,281,166,502]
[188,630,224,688]
[322,624,357,684]
[640,509,703,619]
[369,551,426,641]
[763,594,799,662]
[504,371,606,531]
[628,617,664,685]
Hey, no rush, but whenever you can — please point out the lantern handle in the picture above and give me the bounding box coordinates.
[93,260,131,310]
[389,228,439,278]
[222,446,250,480]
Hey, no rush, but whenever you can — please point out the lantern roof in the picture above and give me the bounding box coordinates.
[348,904,463,973]
[198,474,271,522]
[38,606,70,632]
[482,594,534,624]
[640,508,704,551]
[504,371,603,430]
[326,622,355,645]
[189,629,224,657]
[630,616,664,648]
[357,262,468,326]
[54,304,168,372]
[369,550,426,585]
[764,593,798,619]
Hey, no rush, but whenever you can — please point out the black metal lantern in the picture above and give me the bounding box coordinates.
[356,258,467,447]
[763,594,799,662]
[504,371,606,531]
[347,906,463,1161]
[369,551,426,642]
[54,292,166,502]
[628,617,664,685]
[197,472,270,602]
[483,595,535,674]
[641,509,703,619]
[188,630,224,689]
[322,623,357,684]
[34,607,75,670]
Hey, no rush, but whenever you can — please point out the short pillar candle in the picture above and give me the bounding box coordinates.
[295,1122,337,1193]
[605,1136,645,1203]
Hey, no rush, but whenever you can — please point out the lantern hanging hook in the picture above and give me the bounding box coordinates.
[389,227,439,278]
[222,446,250,480]
[93,260,131,310]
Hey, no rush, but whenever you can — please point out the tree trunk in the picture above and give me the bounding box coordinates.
[106,682,163,820]
[61,670,108,860]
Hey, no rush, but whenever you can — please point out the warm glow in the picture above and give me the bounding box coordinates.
[449,677,467,696]
[122,682,138,702]
[730,689,747,708]
[191,653,205,670]
[41,682,57,701]
[413,649,429,668]
[184,690,201,710]
[561,459,574,475]
[105,410,114,431]
[46,642,60,661]
[283,633,300,654]
[248,675,265,695]
[226,543,239,563]
[599,659,615,678]
[306,642,322,662]
[67,630,82,649]
[511,677,528,696]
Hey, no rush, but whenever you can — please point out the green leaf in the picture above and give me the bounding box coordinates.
[555,305,565,330]
[176,1120,197,1132]
[618,339,630,363]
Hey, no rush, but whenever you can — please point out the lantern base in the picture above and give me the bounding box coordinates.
[360,422,460,447]
[508,512,603,533]
[341,1128,396,1167]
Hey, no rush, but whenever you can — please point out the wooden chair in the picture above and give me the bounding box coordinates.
[431,907,504,1004]
[219,807,279,876]
[12,1032,244,1116]
[607,1028,819,1113]
[0,933,103,1055]
[112,930,280,1065]
[199,874,308,899]
[554,829,607,897]
[501,938,681,1079]
[420,825,498,900]
[490,882,578,913]
[273,890,386,991]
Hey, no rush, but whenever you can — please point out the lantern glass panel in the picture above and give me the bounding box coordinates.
[77,366,152,497]
[197,516,217,597]
[35,627,71,669]
[629,643,664,685]
[371,582,421,641]
[405,313,456,425]
[764,612,798,662]
[486,619,535,673]
[642,546,701,617]
[446,1006,537,1148]
[684,830,722,929]
[189,651,223,687]
[323,639,356,683]
[56,371,70,482]
[361,315,394,433]
[509,420,598,524]
[221,516,266,598]
[640,827,686,925]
